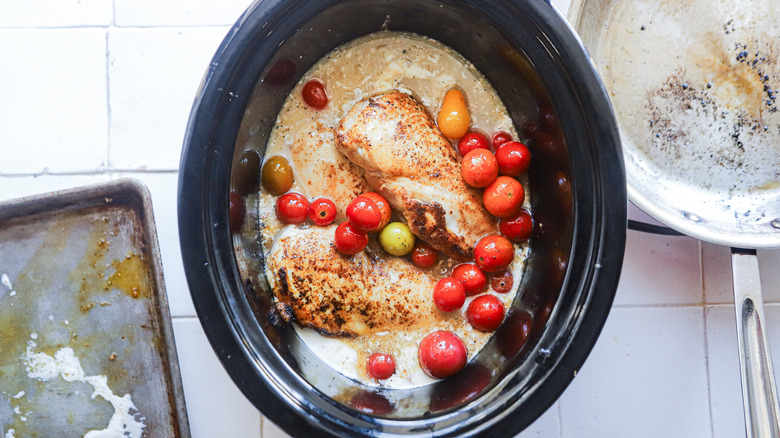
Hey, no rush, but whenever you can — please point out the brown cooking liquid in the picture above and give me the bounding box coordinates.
[255,32,530,388]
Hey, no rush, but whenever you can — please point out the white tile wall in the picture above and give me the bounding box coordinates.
[2,0,780,437]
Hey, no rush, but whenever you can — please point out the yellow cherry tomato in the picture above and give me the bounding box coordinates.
[379,222,416,256]
[437,89,470,139]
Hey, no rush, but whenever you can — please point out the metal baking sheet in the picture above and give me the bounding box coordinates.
[0,179,190,437]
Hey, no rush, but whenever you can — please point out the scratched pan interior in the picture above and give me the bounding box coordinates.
[570,0,780,248]
[0,179,189,437]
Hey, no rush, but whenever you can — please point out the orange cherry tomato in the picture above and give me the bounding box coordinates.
[483,176,525,218]
[437,89,470,139]
[474,235,514,272]
[461,149,498,188]
[302,79,328,109]
[361,192,391,230]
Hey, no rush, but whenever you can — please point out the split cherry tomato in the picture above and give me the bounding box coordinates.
[499,209,533,242]
[367,353,396,380]
[334,221,368,255]
[433,278,466,312]
[418,331,467,379]
[483,176,525,218]
[346,196,382,232]
[490,270,514,293]
[467,294,505,332]
[302,79,328,109]
[474,235,514,272]
[361,192,391,230]
[461,149,498,188]
[492,131,512,149]
[229,191,244,232]
[275,192,309,224]
[451,263,487,296]
[308,198,337,226]
[457,132,491,156]
[495,141,531,177]
[411,241,438,268]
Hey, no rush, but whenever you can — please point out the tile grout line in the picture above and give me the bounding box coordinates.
[702,306,717,438]
[699,240,717,437]
[557,402,564,438]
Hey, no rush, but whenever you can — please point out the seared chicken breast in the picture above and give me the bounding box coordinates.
[267,225,439,336]
[336,91,497,260]
[290,121,371,220]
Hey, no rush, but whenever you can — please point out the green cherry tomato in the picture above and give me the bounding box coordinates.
[379,222,415,256]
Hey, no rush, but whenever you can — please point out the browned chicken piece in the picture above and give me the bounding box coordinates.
[266,225,440,336]
[290,121,371,220]
[336,91,497,260]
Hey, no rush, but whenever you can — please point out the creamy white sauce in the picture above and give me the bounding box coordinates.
[256,32,530,389]
[23,342,146,438]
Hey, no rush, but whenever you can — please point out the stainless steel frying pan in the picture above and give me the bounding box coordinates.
[569,0,780,435]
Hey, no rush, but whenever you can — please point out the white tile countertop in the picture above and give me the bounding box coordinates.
[1,0,778,437]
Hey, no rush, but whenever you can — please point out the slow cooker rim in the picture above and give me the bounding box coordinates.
[178,0,626,436]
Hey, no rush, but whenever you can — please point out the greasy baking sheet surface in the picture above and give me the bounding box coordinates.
[0,180,188,437]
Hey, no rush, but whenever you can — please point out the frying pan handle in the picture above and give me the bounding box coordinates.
[732,248,780,438]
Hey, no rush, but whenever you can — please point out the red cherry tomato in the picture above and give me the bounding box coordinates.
[474,235,514,272]
[483,176,525,218]
[275,192,309,224]
[490,270,514,293]
[467,294,505,332]
[302,79,328,109]
[307,198,337,226]
[229,191,244,232]
[418,331,467,379]
[492,131,512,149]
[451,263,487,296]
[334,221,368,255]
[499,209,533,242]
[411,241,438,268]
[433,278,466,312]
[346,196,382,232]
[367,353,396,380]
[457,132,491,156]
[461,149,498,188]
[361,192,391,230]
[495,141,531,177]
